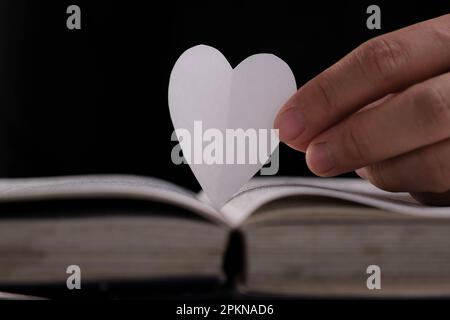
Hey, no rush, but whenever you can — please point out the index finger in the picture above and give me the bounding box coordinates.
[274,14,450,151]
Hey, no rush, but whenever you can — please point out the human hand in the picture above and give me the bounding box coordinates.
[274,14,450,205]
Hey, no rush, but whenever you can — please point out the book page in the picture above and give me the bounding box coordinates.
[212,177,450,226]
[0,175,228,226]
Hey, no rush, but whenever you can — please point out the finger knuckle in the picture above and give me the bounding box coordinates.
[313,71,339,113]
[353,37,409,83]
[427,14,450,48]
[342,119,371,165]
[412,84,450,132]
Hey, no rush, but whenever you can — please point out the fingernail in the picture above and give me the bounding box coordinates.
[307,142,335,174]
[274,108,305,142]
[356,168,368,179]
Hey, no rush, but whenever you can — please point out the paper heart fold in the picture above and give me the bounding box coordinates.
[169,45,296,207]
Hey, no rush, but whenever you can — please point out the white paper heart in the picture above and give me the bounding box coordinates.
[169,45,296,207]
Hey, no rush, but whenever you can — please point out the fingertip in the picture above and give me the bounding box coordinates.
[274,107,306,143]
[355,167,368,179]
[284,139,307,153]
[306,142,336,177]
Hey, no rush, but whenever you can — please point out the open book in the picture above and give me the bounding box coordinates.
[0,175,450,297]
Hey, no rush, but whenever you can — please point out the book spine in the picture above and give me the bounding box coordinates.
[222,230,246,289]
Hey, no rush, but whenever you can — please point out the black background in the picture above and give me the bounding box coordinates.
[0,0,448,191]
